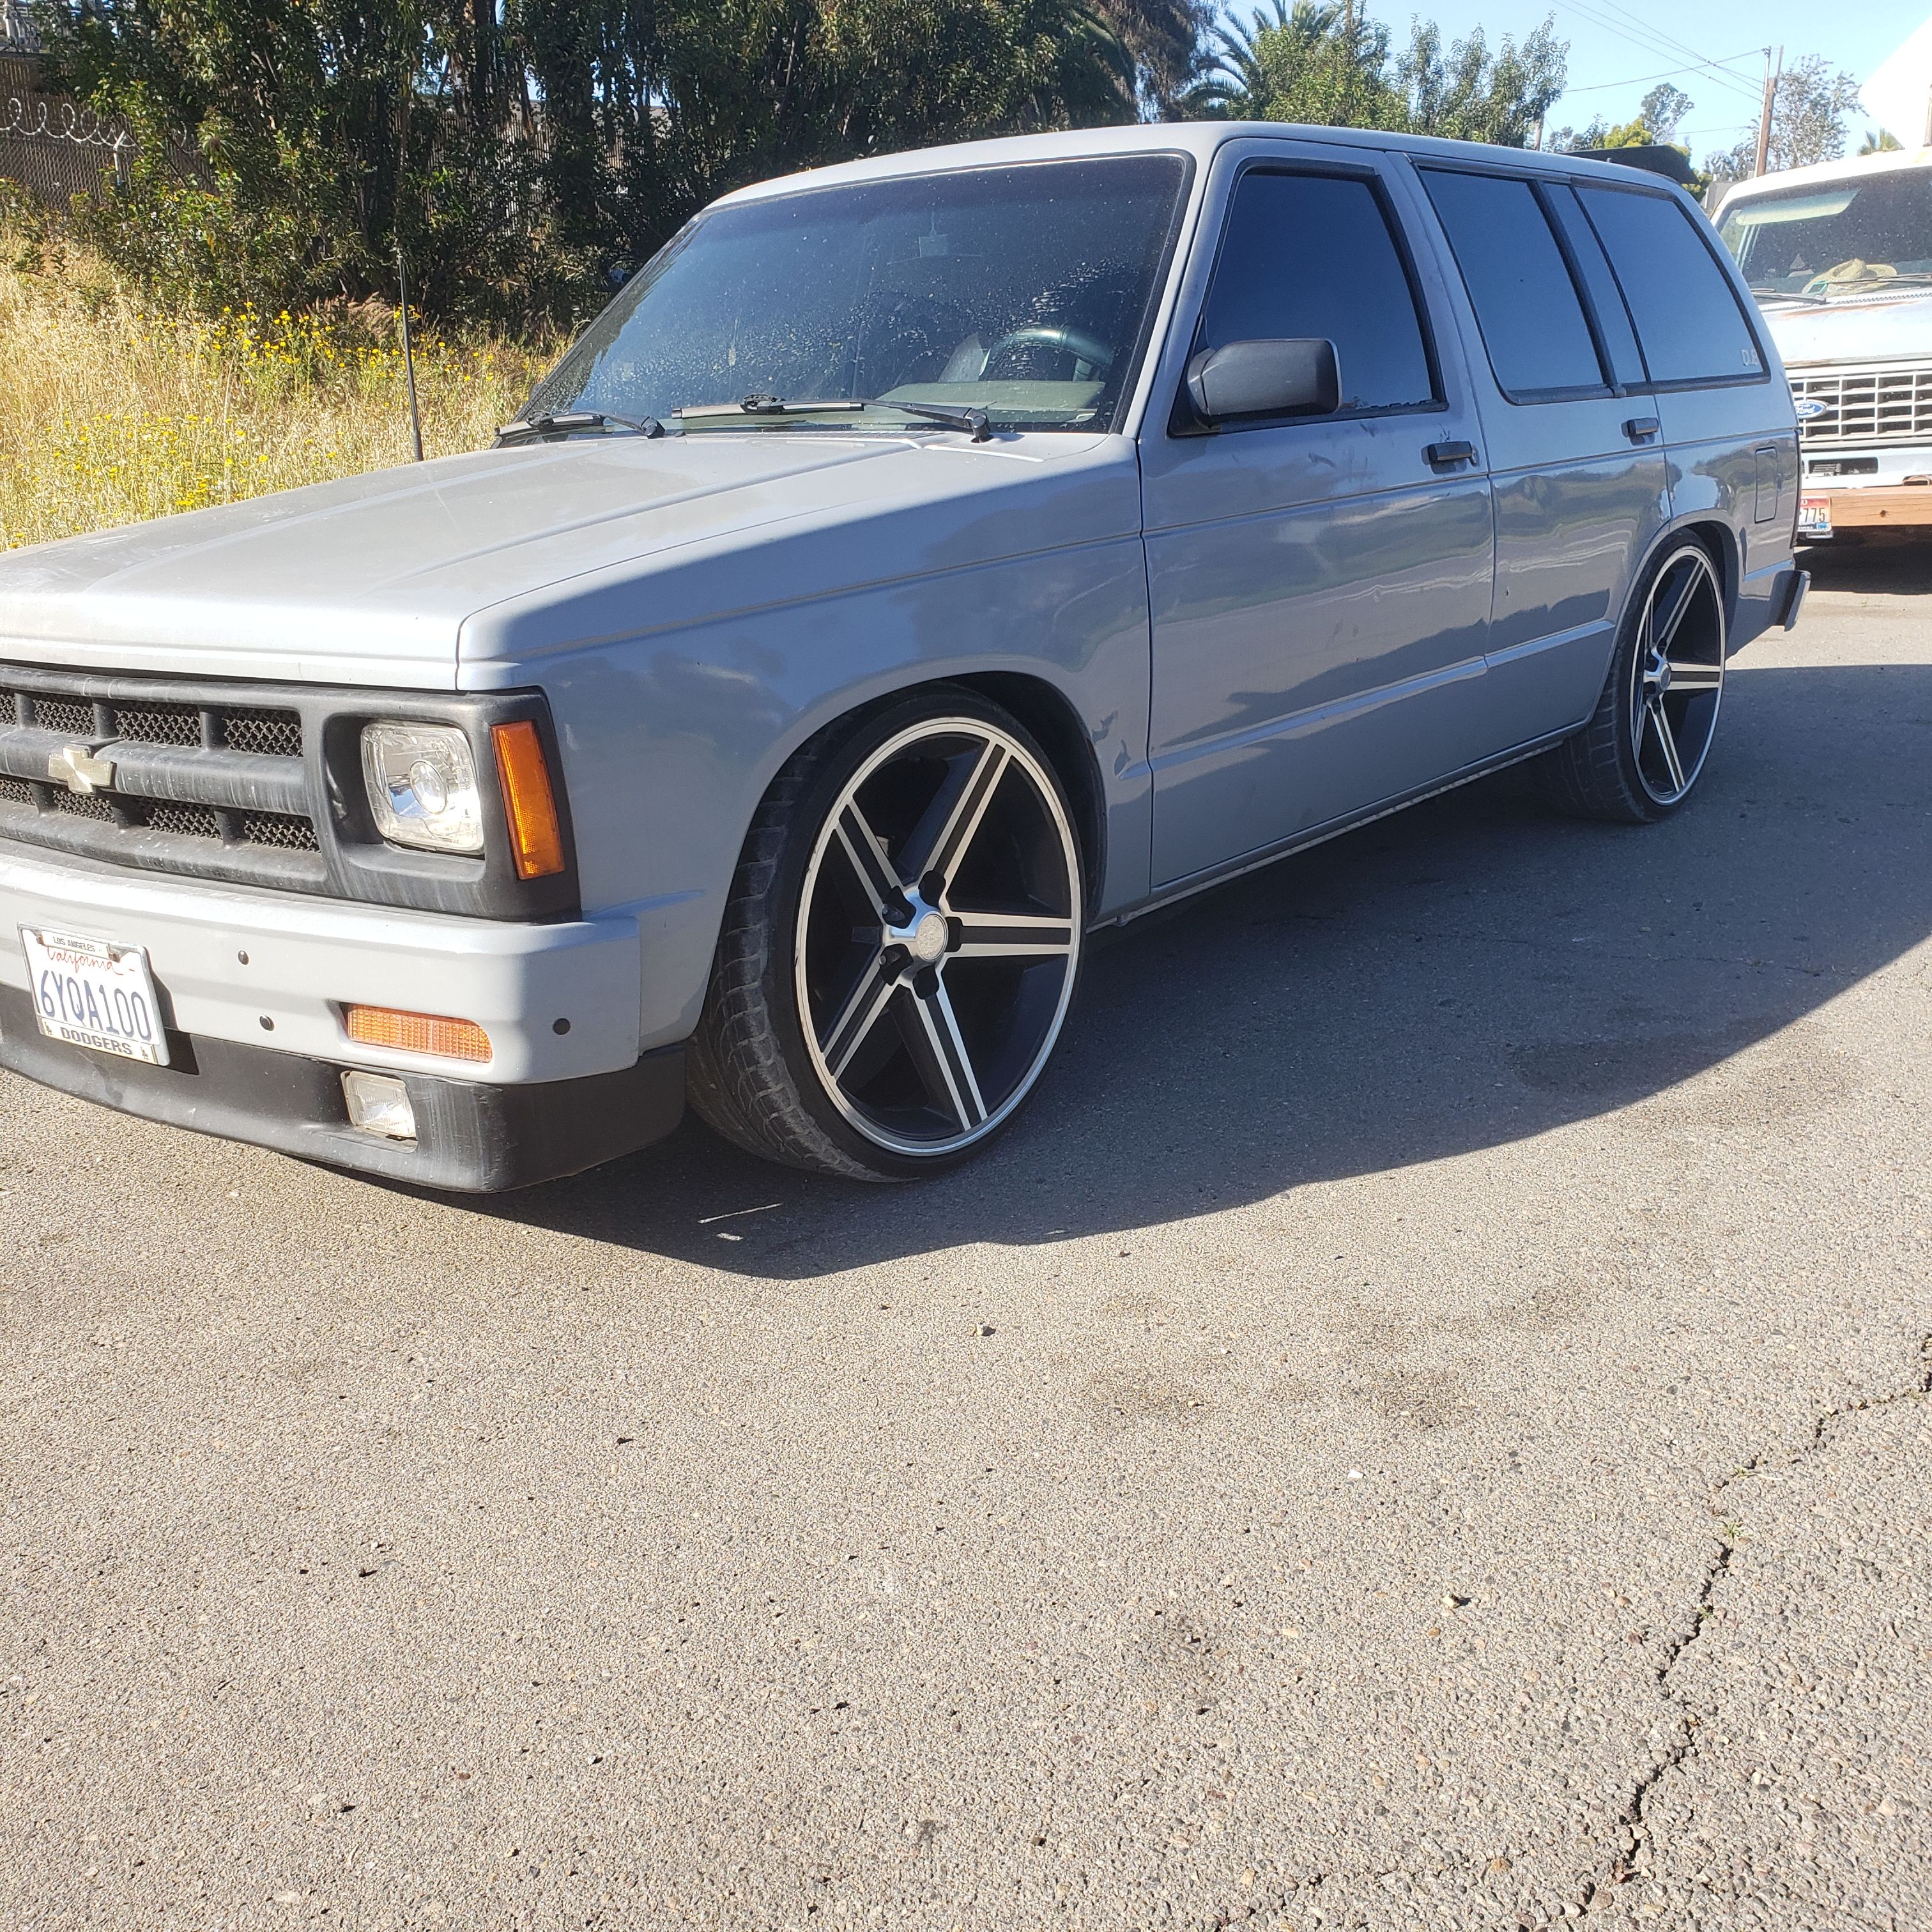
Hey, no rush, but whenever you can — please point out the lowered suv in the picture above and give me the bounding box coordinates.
[0,123,1804,1188]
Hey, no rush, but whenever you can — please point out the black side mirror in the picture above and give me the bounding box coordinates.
[1184,337,1341,428]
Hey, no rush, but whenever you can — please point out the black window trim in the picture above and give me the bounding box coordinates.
[1169,155,1450,440]
[1414,159,1620,408]
[1568,174,1775,395]
[1536,180,1646,396]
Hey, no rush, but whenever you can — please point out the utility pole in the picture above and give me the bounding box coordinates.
[1753,45,1782,178]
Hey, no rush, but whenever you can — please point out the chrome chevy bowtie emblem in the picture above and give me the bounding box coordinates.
[47,744,116,795]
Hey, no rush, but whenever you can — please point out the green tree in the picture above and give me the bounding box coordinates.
[1706,56,1864,180]
[1186,1,1565,149]
[32,0,1167,323]
[1638,81,1692,144]
[1859,127,1904,155]
[1395,17,1565,145]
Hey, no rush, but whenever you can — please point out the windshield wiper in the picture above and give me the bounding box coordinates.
[677,394,992,442]
[496,409,665,445]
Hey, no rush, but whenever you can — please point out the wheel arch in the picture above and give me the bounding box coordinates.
[947,671,1108,919]
[1646,516,1739,637]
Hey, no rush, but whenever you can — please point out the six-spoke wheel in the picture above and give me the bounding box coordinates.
[688,692,1084,1179]
[1533,539,1728,824]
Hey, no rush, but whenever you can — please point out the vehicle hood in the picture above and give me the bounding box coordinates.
[0,431,1134,690]
[1760,290,1932,369]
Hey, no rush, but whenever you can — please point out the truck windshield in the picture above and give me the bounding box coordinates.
[1719,169,1932,298]
[519,155,1189,437]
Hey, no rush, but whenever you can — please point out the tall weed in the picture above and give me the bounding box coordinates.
[1,236,558,551]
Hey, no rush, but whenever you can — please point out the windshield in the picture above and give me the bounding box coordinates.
[1719,169,1932,298]
[521,156,1190,436]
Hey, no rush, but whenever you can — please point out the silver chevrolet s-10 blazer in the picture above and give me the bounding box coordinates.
[0,122,1807,1187]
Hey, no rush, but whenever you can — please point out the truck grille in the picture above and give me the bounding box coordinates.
[1789,363,1932,446]
[0,664,324,888]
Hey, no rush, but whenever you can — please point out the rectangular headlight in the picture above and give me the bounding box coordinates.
[361,723,484,854]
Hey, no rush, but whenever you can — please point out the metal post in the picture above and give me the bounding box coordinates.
[396,243,425,464]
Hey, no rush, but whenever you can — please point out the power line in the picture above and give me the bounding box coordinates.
[1559,47,1774,96]
[1551,0,1765,103]
[1586,0,1761,84]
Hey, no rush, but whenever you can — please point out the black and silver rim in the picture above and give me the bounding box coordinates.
[794,718,1081,1158]
[1629,545,1726,806]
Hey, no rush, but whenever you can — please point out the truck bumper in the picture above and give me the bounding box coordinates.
[1800,484,1932,535]
[0,842,687,1189]
[0,988,684,1189]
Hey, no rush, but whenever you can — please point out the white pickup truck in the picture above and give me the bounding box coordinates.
[1717,148,1932,540]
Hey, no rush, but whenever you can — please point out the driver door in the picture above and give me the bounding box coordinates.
[1140,144,1496,887]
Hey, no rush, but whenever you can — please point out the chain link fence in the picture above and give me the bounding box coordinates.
[2,3,132,210]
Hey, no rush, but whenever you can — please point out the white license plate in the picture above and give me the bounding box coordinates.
[1798,494,1832,537]
[20,928,171,1066]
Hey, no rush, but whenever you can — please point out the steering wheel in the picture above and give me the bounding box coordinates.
[981,325,1116,378]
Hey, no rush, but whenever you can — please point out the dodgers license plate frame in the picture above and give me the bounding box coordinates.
[19,927,171,1066]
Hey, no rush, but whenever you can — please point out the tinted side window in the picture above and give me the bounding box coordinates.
[1545,184,1646,388]
[1195,171,1436,415]
[1420,169,1605,398]
[1577,186,1765,385]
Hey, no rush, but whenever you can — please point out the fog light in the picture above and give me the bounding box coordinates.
[342,1070,416,1141]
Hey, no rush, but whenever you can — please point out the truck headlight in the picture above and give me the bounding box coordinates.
[361,723,484,854]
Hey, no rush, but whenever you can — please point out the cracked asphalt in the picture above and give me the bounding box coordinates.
[3,544,1929,1932]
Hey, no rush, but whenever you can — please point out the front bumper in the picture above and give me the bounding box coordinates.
[0,985,684,1190]
[0,839,686,1189]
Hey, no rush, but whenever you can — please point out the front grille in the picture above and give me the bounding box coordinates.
[0,664,325,891]
[1790,363,1932,445]
[30,697,97,736]
[141,802,222,840]
[0,661,573,920]
[224,709,302,757]
[50,790,114,821]
[112,702,202,747]
[238,809,319,851]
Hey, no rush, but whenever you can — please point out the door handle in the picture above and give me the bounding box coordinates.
[1425,440,1478,468]
[1623,415,1661,443]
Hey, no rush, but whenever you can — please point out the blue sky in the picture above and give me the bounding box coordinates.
[1287,0,1929,162]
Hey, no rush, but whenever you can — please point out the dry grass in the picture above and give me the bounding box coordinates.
[1,235,558,552]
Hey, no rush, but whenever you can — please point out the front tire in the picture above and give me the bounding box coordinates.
[1533,540,1728,824]
[687,689,1085,1180]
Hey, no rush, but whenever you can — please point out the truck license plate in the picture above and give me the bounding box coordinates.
[1798,494,1832,537]
[20,928,171,1066]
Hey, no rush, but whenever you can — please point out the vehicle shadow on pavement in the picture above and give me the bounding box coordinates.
[1802,535,1932,595]
[479,655,1932,1275]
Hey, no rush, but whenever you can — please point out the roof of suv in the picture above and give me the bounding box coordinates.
[713,120,1694,209]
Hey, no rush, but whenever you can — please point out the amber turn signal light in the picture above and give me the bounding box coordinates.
[491,720,566,880]
[344,1004,492,1063]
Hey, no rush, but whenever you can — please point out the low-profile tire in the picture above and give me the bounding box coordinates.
[1533,539,1728,824]
[687,687,1085,1181]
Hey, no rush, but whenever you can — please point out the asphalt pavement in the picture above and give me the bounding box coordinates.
[2,542,1928,1932]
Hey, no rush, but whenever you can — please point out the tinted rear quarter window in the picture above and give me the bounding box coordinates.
[1421,169,1604,397]
[1577,186,1765,385]
[1544,185,1646,388]
[1196,170,1436,414]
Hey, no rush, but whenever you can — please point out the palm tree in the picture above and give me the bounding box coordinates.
[1183,0,1340,117]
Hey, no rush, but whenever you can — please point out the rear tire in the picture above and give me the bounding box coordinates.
[1533,540,1727,824]
[687,687,1084,1181]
